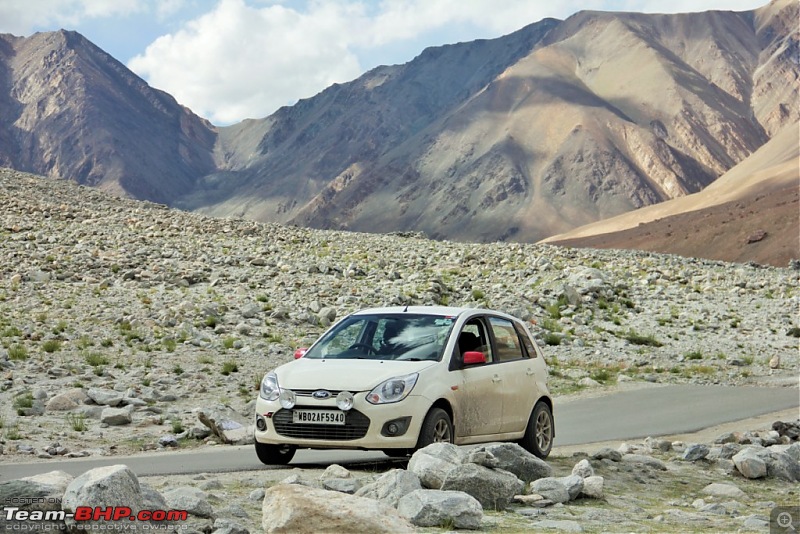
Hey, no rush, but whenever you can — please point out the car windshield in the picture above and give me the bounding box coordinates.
[303,313,456,361]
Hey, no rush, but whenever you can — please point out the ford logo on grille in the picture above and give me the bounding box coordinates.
[312,390,331,399]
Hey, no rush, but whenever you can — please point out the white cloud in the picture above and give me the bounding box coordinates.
[0,0,144,35]
[129,0,365,124]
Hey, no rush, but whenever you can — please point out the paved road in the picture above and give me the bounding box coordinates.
[1,384,797,480]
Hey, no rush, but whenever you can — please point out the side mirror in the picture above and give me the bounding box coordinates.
[294,348,308,359]
[463,351,486,365]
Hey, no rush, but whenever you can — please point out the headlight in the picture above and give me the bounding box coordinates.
[279,389,296,409]
[260,372,279,401]
[366,373,418,404]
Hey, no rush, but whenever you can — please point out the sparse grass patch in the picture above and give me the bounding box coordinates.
[622,330,663,347]
[221,360,239,376]
[685,351,703,361]
[13,391,33,415]
[170,418,185,434]
[5,424,22,440]
[67,412,88,432]
[163,338,177,352]
[471,288,485,301]
[100,338,114,347]
[222,337,237,350]
[2,326,21,338]
[204,316,218,328]
[8,344,28,360]
[41,339,61,353]
[173,365,184,375]
[542,333,562,346]
[198,354,214,364]
[84,352,109,367]
[52,319,68,334]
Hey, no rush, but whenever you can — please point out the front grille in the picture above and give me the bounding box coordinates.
[293,389,347,397]
[273,409,370,440]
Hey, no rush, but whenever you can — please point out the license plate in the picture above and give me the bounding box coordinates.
[292,409,345,425]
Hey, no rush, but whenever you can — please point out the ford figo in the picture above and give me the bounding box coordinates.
[254,306,554,464]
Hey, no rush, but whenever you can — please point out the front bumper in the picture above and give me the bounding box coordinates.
[253,393,431,450]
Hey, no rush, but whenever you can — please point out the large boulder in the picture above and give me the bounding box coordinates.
[62,465,144,531]
[470,443,553,483]
[100,407,132,426]
[87,388,124,407]
[261,484,412,533]
[440,463,524,510]
[46,389,88,412]
[397,489,483,529]
[408,443,463,489]
[530,477,571,504]
[0,471,73,531]
[162,487,215,519]
[195,405,253,445]
[355,469,423,507]
[732,448,767,479]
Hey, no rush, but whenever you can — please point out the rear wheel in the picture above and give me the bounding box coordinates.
[417,408,453,449]
[520,401,553,459]
[254,442,296,465]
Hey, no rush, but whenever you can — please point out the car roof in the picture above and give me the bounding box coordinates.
[350,306,509,319]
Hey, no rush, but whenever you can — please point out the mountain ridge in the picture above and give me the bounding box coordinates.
[0,1,796,265]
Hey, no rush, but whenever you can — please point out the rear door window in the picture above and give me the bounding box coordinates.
[488,317,525,362]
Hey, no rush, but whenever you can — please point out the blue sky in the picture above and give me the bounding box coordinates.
[0,0,768,125]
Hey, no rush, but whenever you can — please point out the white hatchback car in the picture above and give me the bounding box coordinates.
[254,306,554,464]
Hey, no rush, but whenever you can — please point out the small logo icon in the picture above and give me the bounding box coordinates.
[771,506,799,533]
[312,390,331,399]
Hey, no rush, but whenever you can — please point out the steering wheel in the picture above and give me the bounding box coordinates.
[348,343,377,355]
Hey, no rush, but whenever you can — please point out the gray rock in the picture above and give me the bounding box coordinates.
[556,475,584,501]
[702,483,746,499]
[320,464,351,479]
[322,477,362,494]
[45,388,88,412]
[732,448,767,479]
[163,486,215,519]
[592,447,622,462]
[621,454,667,470]
[0,470,73,531]
[261,484,412,533]
[682,443,710,461]
[212,517,250,534]
[355,469,423,507]
[248,488,266,501]
[441,463,524,510]
[62,465,144,530]
[87,387,124,407]
[571,458,594,478]
[531,477,571,504]
[100,407,132,426]
[531,519,584,532]
[397,489,483,529]
[472,442,553,482]
[764,450,800,482]
[581,476,604,499]
[741,515,769,530]
[408,442,462,489]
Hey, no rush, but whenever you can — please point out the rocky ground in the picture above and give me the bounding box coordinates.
[0,168,798,532]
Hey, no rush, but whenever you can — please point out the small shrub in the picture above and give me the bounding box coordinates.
[2,326,21,338]
[221,360,239,376]
[685,351,703,361]
[198,355,214,364]
[41,340,61,353]
[471,289,485,301]
[173,365,184,375]
[52,320,68,334]
[787,327,800,338]
[222,337,236,350]
[170,418,185,434]
[5,425,22,440]
[163,338,177,352]
[84,352,109,367]
[100,338,114,347]
[542,333,562,346]
[13,392,34,414]
[67,412,88,432]
[204,316,218,328]
[590,369,612,383]
[8,344,28,361]
[623,331,663,347]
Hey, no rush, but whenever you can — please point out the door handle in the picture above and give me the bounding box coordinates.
[492,375,502,383]
[526,368,535,376]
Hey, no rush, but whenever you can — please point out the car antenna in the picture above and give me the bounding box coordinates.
[403,304,409,312]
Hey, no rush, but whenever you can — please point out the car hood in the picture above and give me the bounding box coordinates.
[274,359,438,391]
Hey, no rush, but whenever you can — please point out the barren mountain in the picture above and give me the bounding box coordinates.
[0,1,796,258]
[544,122,800,266]
[0,30,216,202]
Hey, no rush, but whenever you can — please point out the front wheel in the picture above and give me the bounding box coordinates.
[416,407,453,449]
[520,401,553,459]
[255,442,296,465]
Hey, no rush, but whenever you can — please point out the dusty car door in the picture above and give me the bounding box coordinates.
[451,317,503,437]
[487,316,539,434]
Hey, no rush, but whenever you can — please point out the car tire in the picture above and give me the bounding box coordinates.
[520,401,553,459]
[254,442,296,465]
[416,407,453,449]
